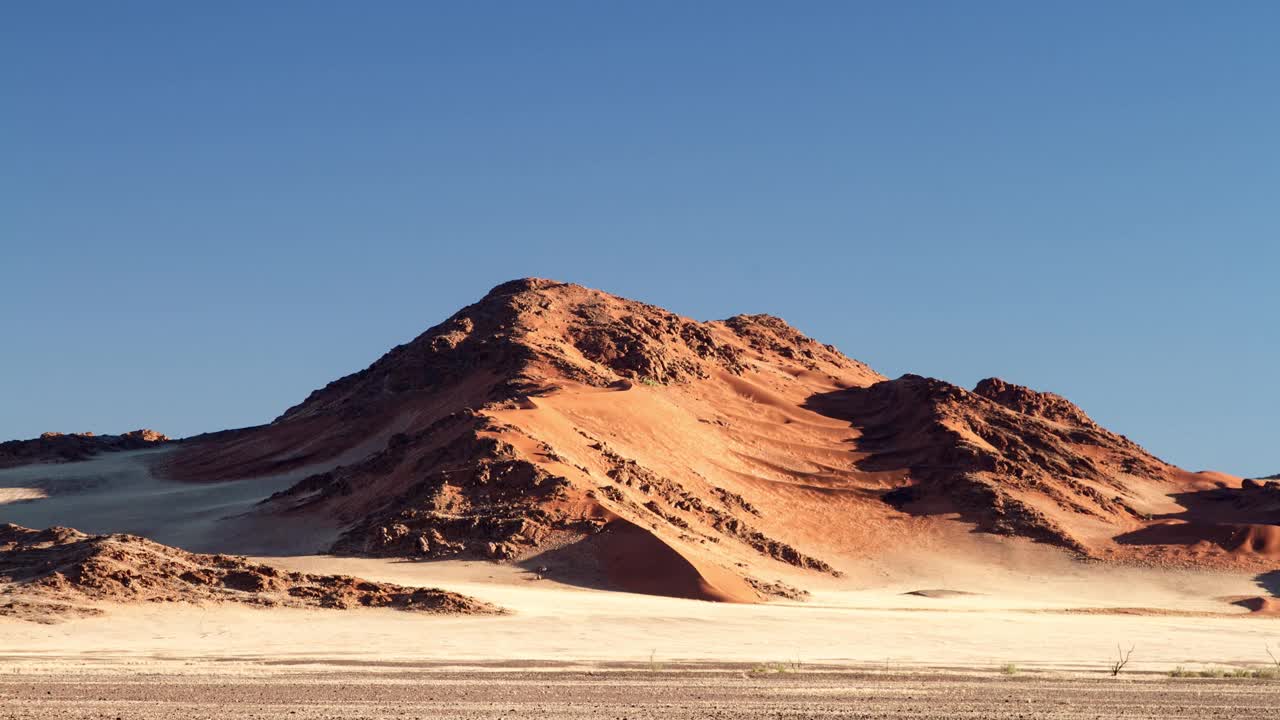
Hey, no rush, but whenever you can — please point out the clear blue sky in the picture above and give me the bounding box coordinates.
[3,2,1276,476]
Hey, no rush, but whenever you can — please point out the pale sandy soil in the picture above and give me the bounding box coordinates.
[0,488,46,505]
[2,554,1277,675]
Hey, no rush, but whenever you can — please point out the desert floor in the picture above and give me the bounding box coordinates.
[3,451,1279,716]
[4,553,1278,668]
[3,666,1280,719]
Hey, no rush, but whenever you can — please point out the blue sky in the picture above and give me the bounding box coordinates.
[2,2,1276,476]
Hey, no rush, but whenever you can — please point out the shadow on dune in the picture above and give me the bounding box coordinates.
[384,520,758,603]
[1142,485,1280,526]
[508,520,757,603]
[513,537,611,591]
[1257,570,1280,597]
[1113,485,1280,559]
[0,448,343,557]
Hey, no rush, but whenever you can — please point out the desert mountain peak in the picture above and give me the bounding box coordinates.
[274,278,878,424]
[149,279,1274,603]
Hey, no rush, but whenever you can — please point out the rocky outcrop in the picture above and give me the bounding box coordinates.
[0,430,169,469]
[0,524,500,623]
[972,377,1098,428]
[327,422,595,561]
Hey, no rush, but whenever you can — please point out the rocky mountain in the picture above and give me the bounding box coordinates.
[152,279,1274,601]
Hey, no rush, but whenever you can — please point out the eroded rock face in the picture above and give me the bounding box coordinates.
[810,375,1178,555]
[0,430,170,469]
[972,378,1098,428]
[0,524,501,623]
[328,425,592,560]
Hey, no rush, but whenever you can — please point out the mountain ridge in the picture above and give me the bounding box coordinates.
[19,278,1274,602]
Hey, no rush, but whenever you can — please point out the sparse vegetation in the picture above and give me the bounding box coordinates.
[1166,645,1280,680]
[646,650,664,672]
[748,661,795,676]
[999,663,1019,676]
[1109,644,1135,677]
[1165,646,1280,680]
[1169,666,1279,680]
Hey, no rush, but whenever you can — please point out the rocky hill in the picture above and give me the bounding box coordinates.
[155,279,1274,601]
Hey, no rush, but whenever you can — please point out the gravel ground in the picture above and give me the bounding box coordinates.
[2,667,1279,719]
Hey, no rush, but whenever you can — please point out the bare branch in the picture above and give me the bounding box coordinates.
[1109,643,1135,677]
